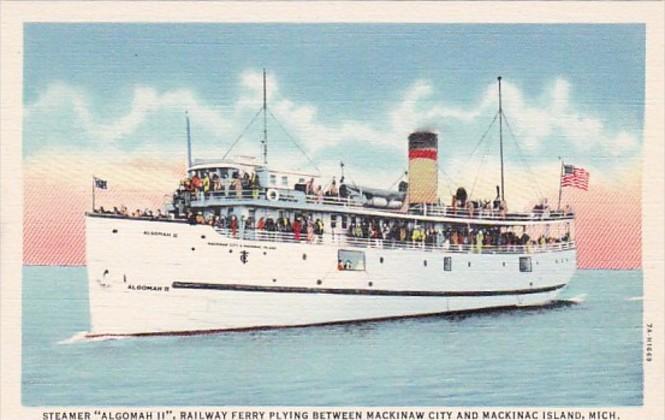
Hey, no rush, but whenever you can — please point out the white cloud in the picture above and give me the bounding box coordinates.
[25,71,641,180]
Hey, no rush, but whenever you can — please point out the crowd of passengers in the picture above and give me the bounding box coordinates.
[173,171,573,219]
[95,205,167,219]
[182,211,571,249]
[92,204,570,249]
[174,170,339,201]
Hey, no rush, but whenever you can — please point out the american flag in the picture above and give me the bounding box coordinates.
[561,164,589,191]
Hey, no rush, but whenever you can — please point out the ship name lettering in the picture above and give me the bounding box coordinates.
[207,242,228,247]
[127,284,165,292]
[367,411,424,420]
[99,412,153,420]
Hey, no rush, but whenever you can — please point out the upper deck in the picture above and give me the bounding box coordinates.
[178,187,574,226]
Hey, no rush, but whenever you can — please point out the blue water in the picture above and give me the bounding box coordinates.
[22,266,643,406]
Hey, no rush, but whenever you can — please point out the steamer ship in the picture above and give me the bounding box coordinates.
[85,73,576,337]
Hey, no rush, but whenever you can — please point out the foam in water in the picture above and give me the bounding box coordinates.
[625,296,643,301]
[564,294,587,304]
[58,331,129,344]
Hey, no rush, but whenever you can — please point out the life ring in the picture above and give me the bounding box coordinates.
[266,189,280,201]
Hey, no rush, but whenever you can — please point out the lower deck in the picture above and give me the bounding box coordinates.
[85,215,577,335]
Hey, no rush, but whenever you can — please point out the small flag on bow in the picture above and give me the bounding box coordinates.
[561,164,589,191]
[94,177,108,190]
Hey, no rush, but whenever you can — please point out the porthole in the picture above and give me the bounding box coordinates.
[529,282,533,286]
[368,281,373,287]
[272,278,277,283]
[302,253,307,261]
[112,229,118,234]
[316,279,322,285]
[201,235,206,239]
[502,262,506,267]
[379,257,384,264]
[191,247,196,251]
[229,249,233,253]
[467,261,471,268]
[263,251,267,255]
[423,260,428,267]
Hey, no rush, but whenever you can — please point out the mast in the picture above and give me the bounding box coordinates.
[557,158,564,210]
[185,111,192,168]
[262,68,268,165]
[498,76,505,201]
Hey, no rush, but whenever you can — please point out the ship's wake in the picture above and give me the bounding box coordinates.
[561,293,587,304]
[58,331,129,344]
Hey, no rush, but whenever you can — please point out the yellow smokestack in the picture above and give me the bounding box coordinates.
[408,131,438,204]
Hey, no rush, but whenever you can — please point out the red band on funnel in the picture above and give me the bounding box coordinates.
[409,149,437,160]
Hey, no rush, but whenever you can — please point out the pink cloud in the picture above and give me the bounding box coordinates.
[23,158,642,270]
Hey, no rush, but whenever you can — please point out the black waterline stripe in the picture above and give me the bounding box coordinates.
[171,282,566,297]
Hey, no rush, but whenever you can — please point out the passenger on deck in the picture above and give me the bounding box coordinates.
[191,173,202,197]
[232,174,242,198]
[327,177,339,197]
[292,217,302,241]
[242,172,251,197]
[306,220,315,242]
[212,174,221,192]
[250,172,260,199]
[220,174,229,196]
[337,259,344,271]
[305,178,315,195]
[265,217,276,234]
[256,217,266,230]
[186,211,196,225]
[230,215,238,237]
[475,230,484,253]
[202,173,210,197]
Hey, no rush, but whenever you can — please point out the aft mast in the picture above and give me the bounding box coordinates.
[186,111,193,168]
[498,76,505,202]
[261,68,268,165]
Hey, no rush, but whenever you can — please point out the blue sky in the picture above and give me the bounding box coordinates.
[23,23,645,201]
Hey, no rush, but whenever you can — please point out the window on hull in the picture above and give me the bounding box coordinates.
[519,256,532,272]
[443,256,452,272]
[338,249,366,271]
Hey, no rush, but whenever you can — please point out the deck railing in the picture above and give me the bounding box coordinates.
[212,227,576,255]
[182,188,574,223]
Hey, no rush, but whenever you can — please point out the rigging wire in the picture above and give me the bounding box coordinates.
[468,111,499,159]
[469,130,496,199]
[267,109,321,175]
[438,166,457,198]
[221,107,264,161]
[501,111,545,199]
[386,170,408,190]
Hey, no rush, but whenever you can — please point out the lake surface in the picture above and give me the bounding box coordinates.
[22,266,643,406]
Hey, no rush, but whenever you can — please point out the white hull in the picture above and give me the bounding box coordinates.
[85,216,576,336]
